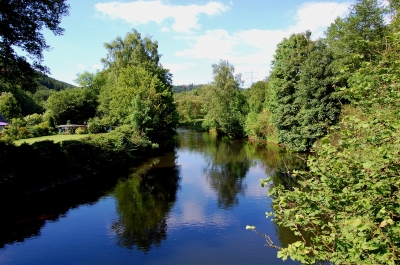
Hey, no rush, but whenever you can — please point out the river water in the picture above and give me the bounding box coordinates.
[0,129,304,264]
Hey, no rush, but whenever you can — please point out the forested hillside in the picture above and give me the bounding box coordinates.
[38,74,75,91]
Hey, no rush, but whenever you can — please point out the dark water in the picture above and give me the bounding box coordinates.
[0,129,304,264]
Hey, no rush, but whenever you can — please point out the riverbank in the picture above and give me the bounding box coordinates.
[0,127,168,203]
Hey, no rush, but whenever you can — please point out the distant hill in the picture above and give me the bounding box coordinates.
[39,74,75,91]
[173,84,205,93]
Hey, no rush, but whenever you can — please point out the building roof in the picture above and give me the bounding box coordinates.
[0,114,8,124]
[58,124,87,128]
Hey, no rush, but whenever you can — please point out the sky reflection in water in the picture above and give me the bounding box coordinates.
[0,129,302,264]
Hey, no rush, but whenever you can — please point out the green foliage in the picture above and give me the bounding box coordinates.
[325,0,388,86]
[38,74,75,91]
[243,81,268,114]
[268,114,400,264]
[46,87,97,125]
[0,1,70,92]
[268,34,341,150]
[75,127,87,135]
[98,66,178,145]
[88,117,106,134]
[74,71,104,95]
[172,84,204,93]
[28,122,53,137]
[244,109,277,141]
[174,90,205,123]
[32,88,56,107]
[266,6,400,262]
[24,113,43,127]
[97,30,178,146]
[101,29,171,86]
[0,92,22,120]
[202,60,248,138]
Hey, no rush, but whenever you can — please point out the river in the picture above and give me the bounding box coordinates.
[0,129,304,264]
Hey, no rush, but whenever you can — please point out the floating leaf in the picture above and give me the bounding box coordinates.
[379,220,387,228]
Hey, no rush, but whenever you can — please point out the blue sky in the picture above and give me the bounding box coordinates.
[41,0,353,87]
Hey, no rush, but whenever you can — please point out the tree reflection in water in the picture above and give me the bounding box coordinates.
[110,154,180,253]
[201,133,252,209]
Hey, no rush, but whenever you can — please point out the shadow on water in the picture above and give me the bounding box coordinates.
[0,153,181,252]
[110,153,181,253]
[0,172,125,248]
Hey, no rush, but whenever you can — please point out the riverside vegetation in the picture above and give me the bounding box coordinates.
[0,0,399,264]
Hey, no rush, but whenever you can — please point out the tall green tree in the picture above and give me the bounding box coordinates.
[326,0,388,87]
[268,31,314,149]
[0,0,70,92]
[100,29,171,86]
[97,30,178,146]
[292,40,341,150]
[202,60,248,138]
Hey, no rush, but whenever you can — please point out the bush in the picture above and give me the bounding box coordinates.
[29,122,52,137]
[88,117,106,134]
[1,126,18,139]
[75,126,87,135]
[11,118,26,127]
[17,127,32,139]
[24,113,43,127]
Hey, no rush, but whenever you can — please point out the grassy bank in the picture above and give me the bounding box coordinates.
[14,134,89,145]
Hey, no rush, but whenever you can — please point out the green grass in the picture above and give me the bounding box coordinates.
[14,134,89,146]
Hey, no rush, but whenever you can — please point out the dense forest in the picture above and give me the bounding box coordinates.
[0,0,399,263]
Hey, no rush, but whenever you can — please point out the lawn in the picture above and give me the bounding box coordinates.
[14,134,89,146]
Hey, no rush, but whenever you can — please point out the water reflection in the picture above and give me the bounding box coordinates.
[0,174,124,248]
[202,134,251,209]
[0,129,306,265]
[110,155,181,252]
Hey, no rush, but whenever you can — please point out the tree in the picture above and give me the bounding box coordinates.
[0,92,22,120]
[0,0,70,92]
[202,60,248,138]
[97,30,178,146]
[46,88,97,125]
[101,29,172,86]
[326,0,388,87]
[268,31,314,149]
[291,40,341,150]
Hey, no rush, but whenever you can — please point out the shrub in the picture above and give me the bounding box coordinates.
[88,117,106,134]
[24,113,43,127]
[29,122,52,137]
[1,126,18,139]
[11,118,26,127]
[17,127,32,139]
[75,126,87,135]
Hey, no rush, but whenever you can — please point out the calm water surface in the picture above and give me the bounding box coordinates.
[0,129,304,264]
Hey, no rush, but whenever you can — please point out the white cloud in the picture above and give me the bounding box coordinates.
[175,29,239,59]
[95,0,229,33]
[91,64,102,70]
[174,1,352,86]
[77,64,86,69]
[289,2,351,38]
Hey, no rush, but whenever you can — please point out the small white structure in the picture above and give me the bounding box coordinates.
[57,124,88,134]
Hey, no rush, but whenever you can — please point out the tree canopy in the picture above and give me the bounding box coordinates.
[0,0,70,92]
[202,60,248,138]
